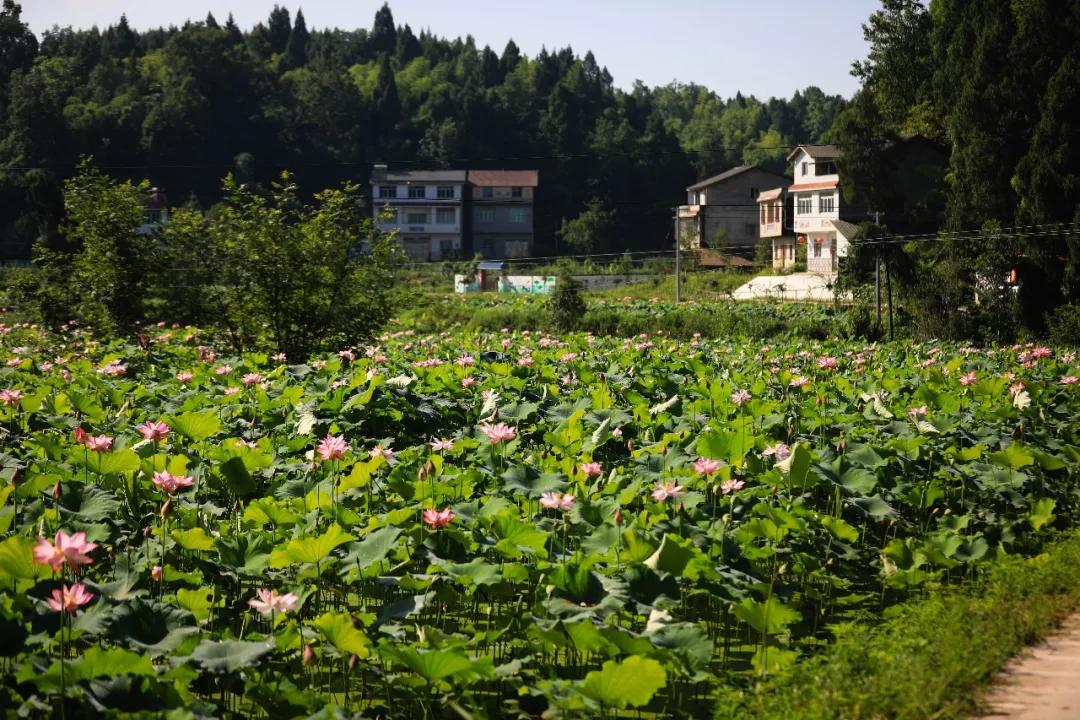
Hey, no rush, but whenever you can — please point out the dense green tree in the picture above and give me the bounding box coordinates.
[266,5,292,55]
[556,198,615,254]
[282,8,309,69]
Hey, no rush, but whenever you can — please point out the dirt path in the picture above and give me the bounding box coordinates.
[979,613,1080,719]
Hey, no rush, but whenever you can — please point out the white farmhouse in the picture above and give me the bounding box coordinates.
[786,145,858,275]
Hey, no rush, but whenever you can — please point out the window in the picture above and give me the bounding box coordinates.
[437,186,454,199]
[436,208,455,225]
[815,161,837,176]
[749,187,758,199]
[801,162,808,176]
[819,193,835,213]
[760,206,766,224]
[378,185,397,199]
[406,211,428,225]
[511,186,523,198]
[408,185,426,199]
[797,196,812,214]
[508,207,527,224]
[813,242,822,258]
[440,238,454,256]
[478,208,496,223]
[482,187,494,199]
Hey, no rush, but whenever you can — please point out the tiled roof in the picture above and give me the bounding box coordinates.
[789,179,839,192]
[786,144,842,161]
[757,187,784,202]
[371,168,467,183]
[468,170,539,187]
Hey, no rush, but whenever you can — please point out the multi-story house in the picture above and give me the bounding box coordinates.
[756,187,797,270]
[467,170,539,259]
[677,165,790,253]
[785,145,859,275]
[370,165,466,261]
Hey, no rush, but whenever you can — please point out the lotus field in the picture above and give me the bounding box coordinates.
[1,321,1079,717]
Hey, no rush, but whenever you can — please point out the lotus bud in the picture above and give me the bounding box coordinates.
[1012,424,1023,439]
[614,508,623,525]
[349,654,359,671]
[161,498,173,519]
[143,525,153,537]
[233,499,242,514]
[151,565,163,582]
[627,440,633,452]
[677,503,685,514]
[302,644,315,666]
[51,480,62,499]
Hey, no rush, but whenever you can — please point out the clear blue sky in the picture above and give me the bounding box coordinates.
[21,0,876,99]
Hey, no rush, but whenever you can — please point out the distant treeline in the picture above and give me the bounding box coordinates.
[0,1,843,259]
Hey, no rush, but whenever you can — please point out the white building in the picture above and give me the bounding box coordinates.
[786,145,858,275]
[370,165,466,261]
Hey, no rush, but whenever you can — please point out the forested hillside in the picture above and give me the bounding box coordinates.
[0,1,844,259]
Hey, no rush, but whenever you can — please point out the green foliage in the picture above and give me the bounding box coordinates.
[715,530,1080,720]
[546,276,587,331]
[555,198,615,255]
[1047,304,1080,347]
[206,172,403,357]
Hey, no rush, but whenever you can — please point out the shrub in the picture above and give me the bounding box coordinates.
[1047,304,1080,347]
[547,276,587,331]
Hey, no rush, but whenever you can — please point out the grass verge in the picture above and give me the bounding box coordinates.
[715,531,1080,720]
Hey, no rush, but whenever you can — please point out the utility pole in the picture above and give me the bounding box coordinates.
[872,210,883,334]
[673,208,681,304]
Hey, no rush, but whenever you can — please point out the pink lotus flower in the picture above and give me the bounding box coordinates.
[176,371,194,383]
[224,386,240,396]
[249,588,300,615]
[461,376,476,388]
[720,479,745,494]
[540,491,576,511]
[151,470,195,494]
[138,420,169,442]
[762,443,791,461]
[0,389,22,405]
[214,365,232,375]
[1061,376,1078,385]
[370,445,395,461]
[423,507,455,529]
[480,422,516,444]
[46,583,94,614]
[959,371,978,386]
[817,356,838,370]
[580,461,603,477]
[611,427,624,438]
[1008,381,1025,395]
[33,531,98,572]
[272,353,287,362]
[98,362,127,377]
[338,349,356,362]
[789,376,808,388]
[693,457,721,475]
[430,438,454,452]
[730,389,752,405]
[456,355,475,367]
[317,434,348,462]
[84,434,113,452]
[1031,347,1052,359]
[561,352,578,362]
[651,481,685,502]
[517,356,534,367]
[151,565,163,582]
[907,405,928,418]
[241,372,262,386]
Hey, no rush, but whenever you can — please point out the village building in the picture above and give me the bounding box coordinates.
[677,165,790,254]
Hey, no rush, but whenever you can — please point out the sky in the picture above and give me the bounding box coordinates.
[21,0,876,99]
